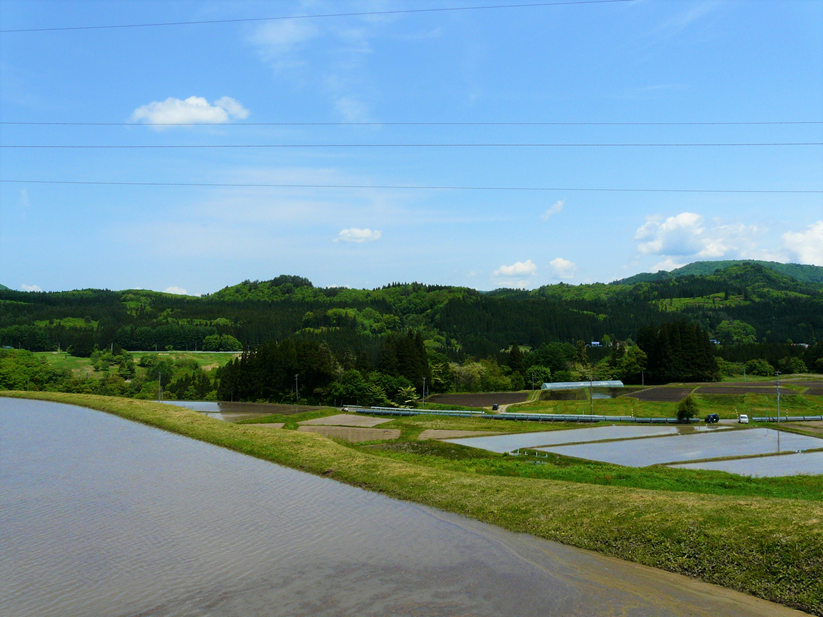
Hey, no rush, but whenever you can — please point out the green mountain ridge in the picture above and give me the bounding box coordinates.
[1,261,821,359]
[612,260,823,286]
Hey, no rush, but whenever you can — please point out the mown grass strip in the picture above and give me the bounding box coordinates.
[5,391,822,616]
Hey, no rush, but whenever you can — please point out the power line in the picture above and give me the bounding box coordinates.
[0,1,633,34]
[2,120,821,127]
[2,142,820,149]
[3,179,819,194]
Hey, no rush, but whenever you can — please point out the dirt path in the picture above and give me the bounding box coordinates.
[498,389,540,413]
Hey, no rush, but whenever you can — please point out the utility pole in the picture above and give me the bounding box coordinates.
[422,377,426,409]
[158,372,163,401]
[743,367,747,383]
[775,370,781,424]
[776,370,781,453]
[294,374,299,411]
[589,372,594,416]
[641,370,644,387]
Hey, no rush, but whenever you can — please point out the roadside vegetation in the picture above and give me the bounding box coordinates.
[4,391,822,615]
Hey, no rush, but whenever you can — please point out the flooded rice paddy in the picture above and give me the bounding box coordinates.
[447,425,683,453]
[162,400,319,422]
[671,451,823,477]
[449,424,823,476]
[0,398,808,616]
[538,428,823,467]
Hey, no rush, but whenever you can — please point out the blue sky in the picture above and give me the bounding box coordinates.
[1,0,821,295]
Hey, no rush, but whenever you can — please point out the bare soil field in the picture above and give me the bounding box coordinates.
[216,402,326,415]
[794,421,823,435]
[698,386,792,395]
[627,387,694,402]
[299,414,391,428]
[297,426,401,442]
[805,388,823,396]
[427,392,529,407]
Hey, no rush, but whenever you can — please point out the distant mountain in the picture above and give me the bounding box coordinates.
[611,260,823,286]
[0,283,8,291]
[1,262,821,356]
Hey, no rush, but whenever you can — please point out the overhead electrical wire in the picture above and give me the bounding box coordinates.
[1,142,820,149]
[1,179,819,194]
[0,1,634,34]
[2,120,821,127]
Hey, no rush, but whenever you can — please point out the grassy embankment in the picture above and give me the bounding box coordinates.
[4,391,823,615]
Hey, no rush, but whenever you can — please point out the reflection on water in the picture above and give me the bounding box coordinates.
[0,399,797,617]
[540,428,823,467]
[448,425,680,453]
[672,451,823,477]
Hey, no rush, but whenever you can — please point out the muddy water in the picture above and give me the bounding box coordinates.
[0,399,803,617]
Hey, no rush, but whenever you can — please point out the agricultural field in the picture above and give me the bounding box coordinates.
[515,384,823,419]
[426,391,530,407]
[35,351,239,379]
[7,391,823,615]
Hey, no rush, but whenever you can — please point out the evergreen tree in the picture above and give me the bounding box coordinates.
[508,343,524,375]
[638,321,719,383]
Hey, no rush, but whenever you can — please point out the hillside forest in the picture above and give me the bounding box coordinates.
[1,261,822,404]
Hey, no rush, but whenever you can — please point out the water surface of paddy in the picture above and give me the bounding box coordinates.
[0,398,802,617]
[539,428,823,467]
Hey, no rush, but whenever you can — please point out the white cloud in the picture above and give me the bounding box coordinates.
[164,286,188,295]
[130,96,249,126]
[20,189,29,207]
[634,212,763,264]
[635,212,705,256]
[492,260,537,288]
[651,258,688,272]
[541,199,565,221]
[493,260,537,277]
[548,257,577,279]
[782,221,823,265]
[251,19,318,62]
[335,228,382,243]
[212,96,248,119]
[21,284,42,292]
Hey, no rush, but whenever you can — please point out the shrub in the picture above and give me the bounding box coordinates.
[677,394,699,423]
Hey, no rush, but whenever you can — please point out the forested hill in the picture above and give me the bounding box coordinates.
[612,260,823,286]
[1,263,821,359]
